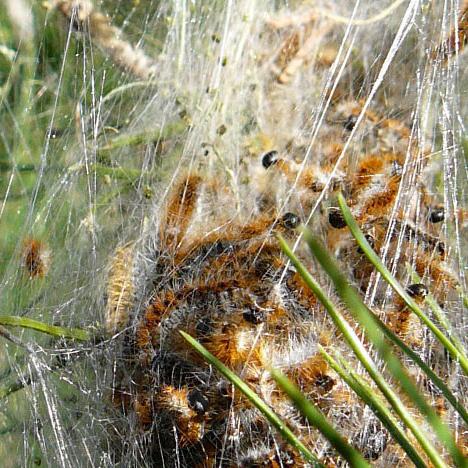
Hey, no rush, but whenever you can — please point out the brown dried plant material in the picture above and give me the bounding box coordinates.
[277,23,332,84]
[52,0,158,79]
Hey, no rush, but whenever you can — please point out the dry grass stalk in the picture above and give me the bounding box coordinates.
[52,0,158,80]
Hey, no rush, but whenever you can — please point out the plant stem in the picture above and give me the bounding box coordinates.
[0,316,91,341]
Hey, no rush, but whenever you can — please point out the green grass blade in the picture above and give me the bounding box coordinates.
[179,331,323,467]
[0,316,91,341]
[337,193,468,375]
[97,120,187,154]
[320,348,427,468]
[278,234,456,468]
[408,266,466,355]
[296,231,465,468]
[83,164,145,182]
[459,288,468,310]
[0,376,31,400]
[270,368,370,467]
[370,304,468,425]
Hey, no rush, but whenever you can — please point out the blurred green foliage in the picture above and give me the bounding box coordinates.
[0,2,169,464]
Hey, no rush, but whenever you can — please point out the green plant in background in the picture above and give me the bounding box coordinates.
[0,0,173,280]
[0,2,172,464]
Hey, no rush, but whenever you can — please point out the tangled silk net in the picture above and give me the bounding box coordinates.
[0,0,467,466]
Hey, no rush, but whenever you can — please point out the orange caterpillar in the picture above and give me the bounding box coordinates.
[21,239,50,278]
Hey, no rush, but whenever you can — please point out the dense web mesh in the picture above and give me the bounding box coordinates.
[0,1,466,466]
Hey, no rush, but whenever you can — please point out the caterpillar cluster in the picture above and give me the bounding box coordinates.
[108,115,462,466]
[92,2,467,467]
